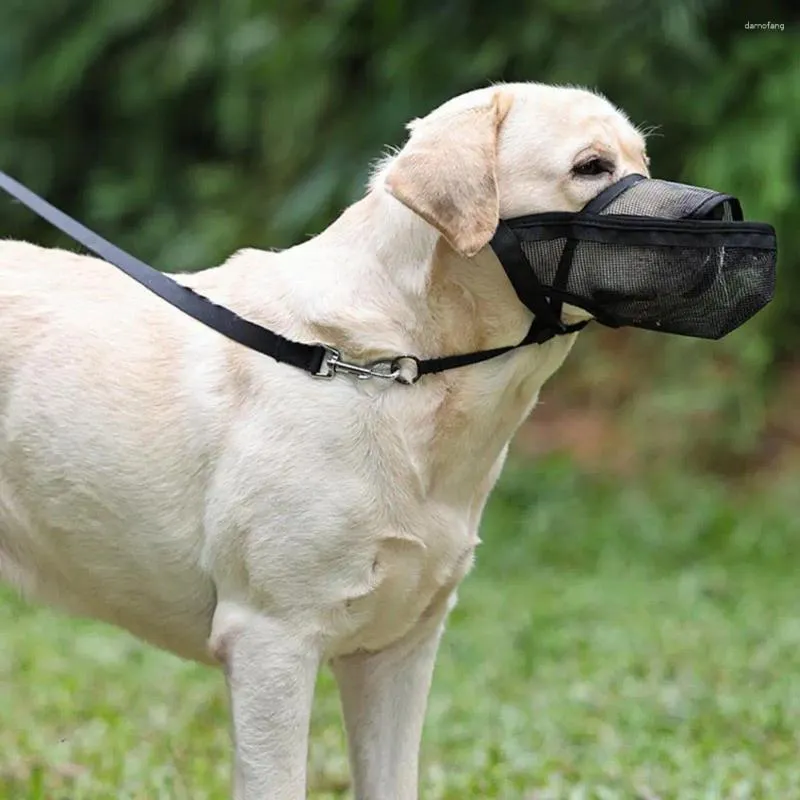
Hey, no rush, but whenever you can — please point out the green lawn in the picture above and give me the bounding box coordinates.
[1,458,798,799]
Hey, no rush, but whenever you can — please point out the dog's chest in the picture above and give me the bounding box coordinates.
[327,507,480,655]
[311,382,527,654]
[322,447,499,655]
[212,366,532,657]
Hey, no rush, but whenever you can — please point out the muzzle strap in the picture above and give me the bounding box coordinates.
[490,220,566,336]
[581,173,647,214]
[413,316,587,381]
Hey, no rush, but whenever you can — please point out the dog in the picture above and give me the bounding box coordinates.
[0,82,649,799]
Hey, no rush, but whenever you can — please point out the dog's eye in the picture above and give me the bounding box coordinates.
[573,157,614,177]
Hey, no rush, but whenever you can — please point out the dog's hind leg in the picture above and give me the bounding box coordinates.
[209,601,322,800]
[331,588,456,800]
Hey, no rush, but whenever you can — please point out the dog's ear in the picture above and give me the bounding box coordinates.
[384,91,513,257]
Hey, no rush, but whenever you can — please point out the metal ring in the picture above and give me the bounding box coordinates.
[391,355,420,385]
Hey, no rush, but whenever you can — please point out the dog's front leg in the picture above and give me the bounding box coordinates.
[210,602,322,800]
[331,591,455,800]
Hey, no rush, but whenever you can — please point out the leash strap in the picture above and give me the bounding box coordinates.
[0,170,329,375]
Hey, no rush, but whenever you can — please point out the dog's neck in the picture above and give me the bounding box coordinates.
[298,185,578,497]
[330,189,440,299]
[309,186,538,357]
[211,184,576,501]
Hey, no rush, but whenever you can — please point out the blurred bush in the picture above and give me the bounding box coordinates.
[0,0,797,468]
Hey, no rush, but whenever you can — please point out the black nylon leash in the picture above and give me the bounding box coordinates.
[0,170,329,376]
[0,170,581,384]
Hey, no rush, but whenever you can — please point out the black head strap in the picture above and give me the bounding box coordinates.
[414,304,587,381]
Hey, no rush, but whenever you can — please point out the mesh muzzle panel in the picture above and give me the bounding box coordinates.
[510,178,777,340]
[519,236,775,338]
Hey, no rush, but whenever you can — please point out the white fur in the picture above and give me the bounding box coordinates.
[0,82,647,798]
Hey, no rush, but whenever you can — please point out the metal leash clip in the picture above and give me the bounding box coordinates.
[313,346,418,383]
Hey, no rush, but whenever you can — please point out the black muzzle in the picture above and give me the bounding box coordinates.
[491,174,777,340]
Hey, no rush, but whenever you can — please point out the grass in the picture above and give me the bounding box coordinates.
[1,456,799,799]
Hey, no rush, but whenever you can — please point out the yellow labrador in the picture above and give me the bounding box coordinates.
[0,82,648,799]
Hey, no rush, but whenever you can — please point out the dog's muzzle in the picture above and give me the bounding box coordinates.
[491,174,777,340]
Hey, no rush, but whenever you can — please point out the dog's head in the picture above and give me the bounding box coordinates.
[381,82,650,258]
